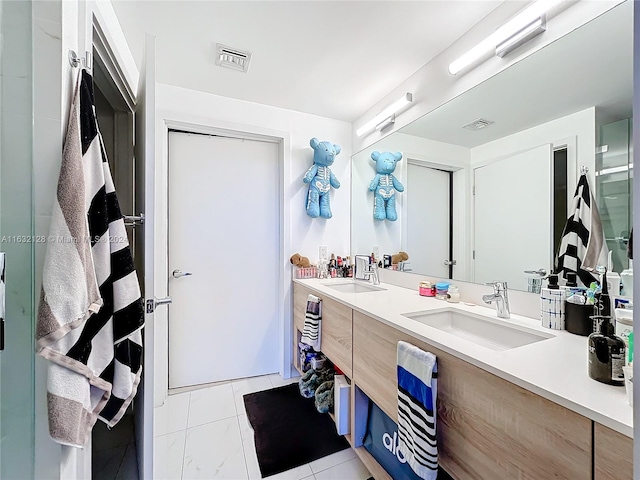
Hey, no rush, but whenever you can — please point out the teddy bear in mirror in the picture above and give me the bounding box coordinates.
[303,137,341,218]
[369,151,404,221]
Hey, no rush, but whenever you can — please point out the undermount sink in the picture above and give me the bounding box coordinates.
[402,309,553,351]
[323,281,387,293]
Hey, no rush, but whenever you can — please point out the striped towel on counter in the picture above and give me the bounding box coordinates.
[555,173,609,287]
[36,69,144,447]
[397,341,438,480]
[300,294,322,349]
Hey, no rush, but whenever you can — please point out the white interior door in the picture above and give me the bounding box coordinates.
[168,132,280,389]
[474,144,552,291]
[135,33,156,480]
[406,163,451,278]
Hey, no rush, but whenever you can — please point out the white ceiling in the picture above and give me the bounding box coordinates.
[400,1,633,148]
[111,1,502,122]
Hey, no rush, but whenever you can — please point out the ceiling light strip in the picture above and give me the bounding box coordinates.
[449,0,565,75]
[356,93,413,137]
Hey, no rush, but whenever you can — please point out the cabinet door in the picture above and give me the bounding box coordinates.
[320,296,353,376]
[292,284,353,376]
[352,312,592,480]
[293,283,309,333]
[594,423,633,480]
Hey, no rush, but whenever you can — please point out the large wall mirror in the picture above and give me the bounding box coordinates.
[351,1,632,293]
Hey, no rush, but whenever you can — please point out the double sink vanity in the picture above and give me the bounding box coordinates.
[292,277,633,480]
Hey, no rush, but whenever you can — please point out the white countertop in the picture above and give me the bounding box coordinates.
[294,277,633,438]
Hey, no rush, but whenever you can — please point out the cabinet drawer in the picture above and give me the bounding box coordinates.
[594,423,633,480]
[352,311,592,480]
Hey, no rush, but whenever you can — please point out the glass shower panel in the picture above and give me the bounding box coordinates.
[596,118,633,274]
[0,1,36,478]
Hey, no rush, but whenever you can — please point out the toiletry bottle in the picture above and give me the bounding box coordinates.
[588,316,626,386]
[621,266,633,297]
[540,274,565,330]
[447,285,460,303]
[595,270,612,318]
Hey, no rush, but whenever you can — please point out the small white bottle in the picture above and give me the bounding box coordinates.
[447,285,460,303]
[621,267,633,297]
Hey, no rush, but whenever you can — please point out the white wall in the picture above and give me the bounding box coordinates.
[470,107,596,184]
[353,0,626,154]
[351,132,470,276]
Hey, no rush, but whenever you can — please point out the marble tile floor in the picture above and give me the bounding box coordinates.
[154,373,372,480]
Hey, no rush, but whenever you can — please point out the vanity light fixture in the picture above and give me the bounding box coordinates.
[448,0,565,75]
[356,93,413,137]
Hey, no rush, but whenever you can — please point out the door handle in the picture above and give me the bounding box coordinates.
[444,259,457,266]
[146,296,172,314]
[172,269,193,278]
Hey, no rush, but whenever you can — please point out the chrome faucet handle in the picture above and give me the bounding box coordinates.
[485,281,507,291]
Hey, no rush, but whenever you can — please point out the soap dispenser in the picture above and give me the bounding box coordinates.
[588,316,625,386]
[540,274,565,330]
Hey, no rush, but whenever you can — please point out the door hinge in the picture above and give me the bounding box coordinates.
[472,186,476,195]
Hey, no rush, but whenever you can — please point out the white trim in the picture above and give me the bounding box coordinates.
[155,110,292,403]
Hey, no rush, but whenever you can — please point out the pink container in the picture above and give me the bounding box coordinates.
[419,281,435,297]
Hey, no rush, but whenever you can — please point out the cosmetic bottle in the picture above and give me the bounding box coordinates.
[595,269,612,318]
[588,316,625,386]
[540,274,565,330]
[447,285,460,303]
[621,267,633,297]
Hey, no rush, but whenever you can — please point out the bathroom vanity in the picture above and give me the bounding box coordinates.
[292,279,633,480]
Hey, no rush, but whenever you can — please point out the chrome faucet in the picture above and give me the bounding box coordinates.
[482,282,510,319]
[363,262,380,285]
[355,255,380,285]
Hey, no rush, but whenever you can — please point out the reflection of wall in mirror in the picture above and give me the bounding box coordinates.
[351,133,469,266]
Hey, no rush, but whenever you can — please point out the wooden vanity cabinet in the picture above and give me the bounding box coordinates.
[352,311,593,480]
[594,423,633,480]
[293,283,353,376]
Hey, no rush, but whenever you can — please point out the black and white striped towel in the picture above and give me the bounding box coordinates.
[300,294,321,349]
[36,70,144,447]
[397,341,438,480]
[554,173,609,287]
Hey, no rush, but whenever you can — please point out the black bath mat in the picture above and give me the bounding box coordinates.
[244,383,350,477]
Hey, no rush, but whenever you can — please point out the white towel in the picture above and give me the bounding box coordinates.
[397,341,438,480]
[300,294,321,349]
[555,174,609,287]
[36,70,144,447]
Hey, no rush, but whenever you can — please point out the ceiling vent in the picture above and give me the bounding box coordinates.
[215,44,251,73]
[462,118,494,131]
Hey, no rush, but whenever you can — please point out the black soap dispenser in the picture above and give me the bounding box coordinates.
[588,316,625,386]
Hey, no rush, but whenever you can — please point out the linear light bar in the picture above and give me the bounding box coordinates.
[496,16,545,58]
[356,93,413,137]
[448,0,565,75]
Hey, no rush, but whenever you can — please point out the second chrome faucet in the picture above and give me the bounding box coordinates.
[482,281,510,319]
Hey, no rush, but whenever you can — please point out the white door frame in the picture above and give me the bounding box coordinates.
[154,111,292,407]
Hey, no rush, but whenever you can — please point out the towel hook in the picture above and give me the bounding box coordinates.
[580,165,589,175]
[68,50,92,71]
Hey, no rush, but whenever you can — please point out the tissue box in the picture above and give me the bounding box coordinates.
[334,375,350,435]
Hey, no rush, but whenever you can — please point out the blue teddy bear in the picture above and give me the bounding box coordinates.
[303,137,341,218]
[369,151,404,221]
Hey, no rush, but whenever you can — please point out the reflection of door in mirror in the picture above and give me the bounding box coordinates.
[406,163,452,279]
[473,144,552,291]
